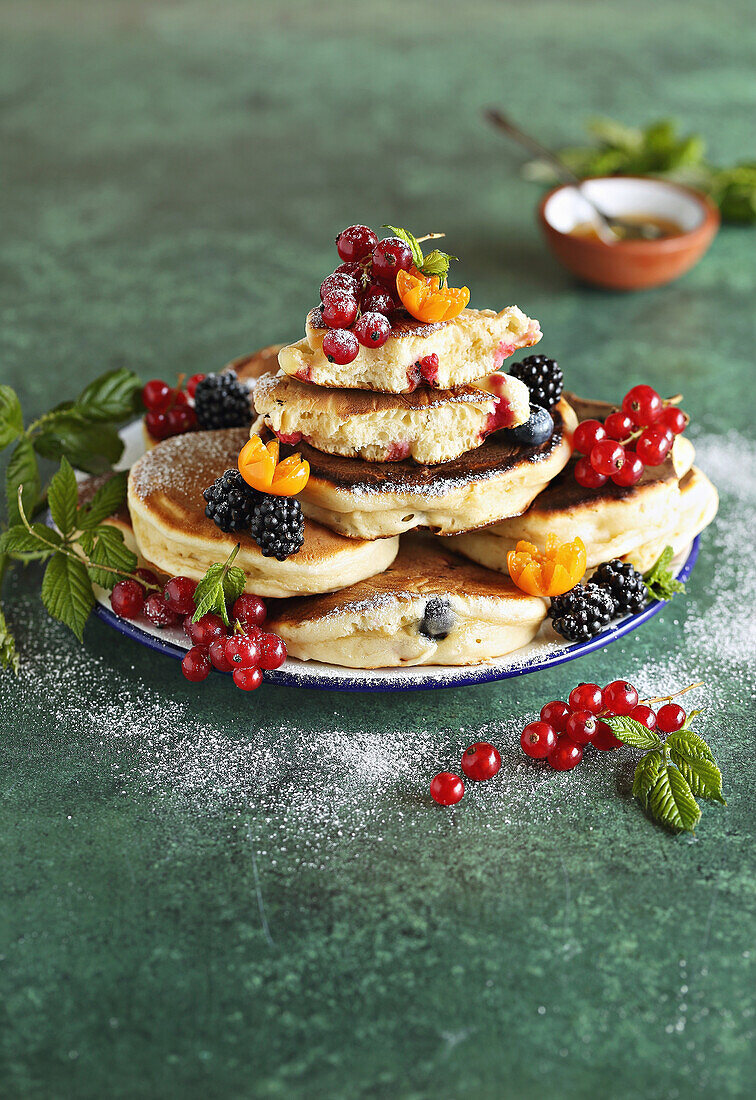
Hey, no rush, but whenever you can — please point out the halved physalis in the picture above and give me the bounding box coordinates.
[270,453,310,496]
[507,535,587,598]
[396,268,470,324]
[238,435,309,496]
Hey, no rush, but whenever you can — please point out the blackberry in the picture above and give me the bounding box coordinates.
[510,354,564,409]
[592,559,648,614]
[548,583,617,642]
[194,371,251,430]
[249,495,304,561]
[203,469,257,533]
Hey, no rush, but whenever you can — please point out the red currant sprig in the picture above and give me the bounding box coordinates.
[142,372,203,440]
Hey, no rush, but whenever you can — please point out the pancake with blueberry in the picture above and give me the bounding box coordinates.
[265,396,577,540]
[251,368,531,465]
[266,535,547,668]
[278,305,542,395]
[127,428,399,599]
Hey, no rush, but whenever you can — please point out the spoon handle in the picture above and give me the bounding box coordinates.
[484,109,581,185]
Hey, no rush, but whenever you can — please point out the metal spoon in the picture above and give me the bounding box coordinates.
[485,109,666,242]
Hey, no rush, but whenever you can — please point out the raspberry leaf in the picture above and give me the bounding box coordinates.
[72,368,142,423]
[667,730,725,804]
[605,714,663,750]
[192,545,246,626]
[41,553,95,643]
[34,416,124,474]
[647,758,701,833]
[76,472,129,530]
[5,436,41,526]
[0,385,23,451]
[81,525,138,590]
[48,457,79,537]
[643,545,686,602]
[632,749,665,805]
[0,588,19,675]
[0,523,62,562]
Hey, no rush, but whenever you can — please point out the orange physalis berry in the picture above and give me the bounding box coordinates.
[507,535,587,598]
[238,436,310,496]
[396,268,470,324]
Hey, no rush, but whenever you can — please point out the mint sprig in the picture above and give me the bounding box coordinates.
[605,709,724,833]
[191,544,246,627]
[643,545,686,602]
[381,225,458,285]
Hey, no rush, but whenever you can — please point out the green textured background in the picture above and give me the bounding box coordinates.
[1,2,755,1097]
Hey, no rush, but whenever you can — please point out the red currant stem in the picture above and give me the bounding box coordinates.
[415,232,446,243]
[639,681,704,707]
[164,372,187,412]
[663,393,684,407]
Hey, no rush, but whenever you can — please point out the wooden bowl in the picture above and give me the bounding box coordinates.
[538,177,720,290]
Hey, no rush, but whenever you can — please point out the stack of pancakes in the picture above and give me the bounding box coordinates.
[126,306,718,669]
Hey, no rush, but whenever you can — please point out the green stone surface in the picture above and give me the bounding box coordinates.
[1,2,755,1097]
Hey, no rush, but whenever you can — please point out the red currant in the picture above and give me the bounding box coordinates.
[322,329,359,365]
[540,700,571,732]
[521,721,558,759]
[430,772,465,805]
[564,710,599,745]
[322,291,359,329]
[110,579,145,619]
[209,637,234,672]
[568,682,604,714]
[573,419,607,454]
[184,612,226,647]
[258,632,287,670]
[135,568,160,588]
[224,634,262,669]
[360,285,396,316]
[612,451,644,487]
[630,704,657,730]
[602,680,639,716]
[591,721,623,751]
[461,741,501,781]
[622,384,663,427]
[141,379,172,412]
[164,576,197,615]
[145,409,172,440]
[636,426,673,466]
[548,738,583,771]
[144,592,181,628]
[353,312,391,349]
[233,666,263,691]
[334,261,365,282]
[336,224,378,263]
[232,593,267,630]
[182,645,212,682]
[320,272,359,301]
[574,456,608,489]
[590,440,626,476]
[372,237,413,284]
[186,373,205,399]
[657,406,687,435]
[604,411,634,442]
[166,405,197,435]
[657,703,686,733]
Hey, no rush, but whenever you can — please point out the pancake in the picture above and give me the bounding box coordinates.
[127,428,399,598]
[267,535,547,668]
[450,394,701,572]
[620,466,719,572]
[251,369,530,465]
[278,305,541,394]
[268,397,577,540]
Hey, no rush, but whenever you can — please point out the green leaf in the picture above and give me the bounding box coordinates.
[0,385,23,450]
[5,436,41,525]
[84,524,137,590]
[192,547,246,626]
[73,368,142,422]
[647,759,701,833]
[0,523,62,562]
[381,225,424,268]
[47,457,79,536]
[34,416,124,474]
[40,553,94,642]
[0,599,19,675]
[667,730,725,804]
[418,248,457,284]
[643,545,685,602]
[632,749,666,805]
[605,714,664,751]
[76,472,128,530]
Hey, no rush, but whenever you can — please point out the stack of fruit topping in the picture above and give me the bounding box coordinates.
[141,369,253,441]
[573,384,688,488]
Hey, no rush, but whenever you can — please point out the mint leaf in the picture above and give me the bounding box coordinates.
[83,524,137,590]
[34,416,124,474]
[605,714,664,751]
[48,457,79,536]
[192,546,246,626]
[0,523,62,562]
[76,472,128,530]
[5,436,41,525]
[382,225,424,268]
[41,553,94,642]
[0,385,23,450]
[647,759,701,833]
[418,249,457,284]
[73,368,142,422]
[667,729,725,804]
[0,599,19,675]
[643,545,685,602]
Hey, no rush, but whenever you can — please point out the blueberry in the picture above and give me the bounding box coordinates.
[513,406,553,447]
[419,597,455,639]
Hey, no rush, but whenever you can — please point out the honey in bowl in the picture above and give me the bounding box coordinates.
[570,215,684,242]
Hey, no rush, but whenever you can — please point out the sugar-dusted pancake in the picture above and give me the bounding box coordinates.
[451,394,701,572]
[251,369,530,465]
[621,466,719,572]
[267,397,577,540]
[127,428,399,598]
[278,305,542,394]
[267,535,547,668]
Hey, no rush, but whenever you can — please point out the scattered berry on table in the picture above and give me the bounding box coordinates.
[573,419,607,455]
[232,593,267,630]
[163,576,198,615]
[612,451,644,487]
[622,384,662,427]
[564,710,599,745]
[182,645,212,682]
[144,592,181,628]
[589,439,626,476]
[258,632,287,670]
[233,666,264,691]
[656,703,687,733]
[509,354,564,409]
[629,704,657,730]
[520,721,558,759]
[461,742,501,781]
[430,772,465,806]
[336,224,378,263]
[574,455,608,489]
[513,406,553,447]
[602,680,639,716]
[568,682,604,714]
[184,612,226,647]
[548,738,583,771]
[540,700,571,732]
[548,583,617,641]
[592,560,648,614]
[249,494,304,560]
[323,328,360,365]
[636,425,673,466]
[193,371,252,430]
[372,237,414,284]
[110,579,145,619]
[224,634,262,669]
[203,469,258,533]
[353,311,391,348]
